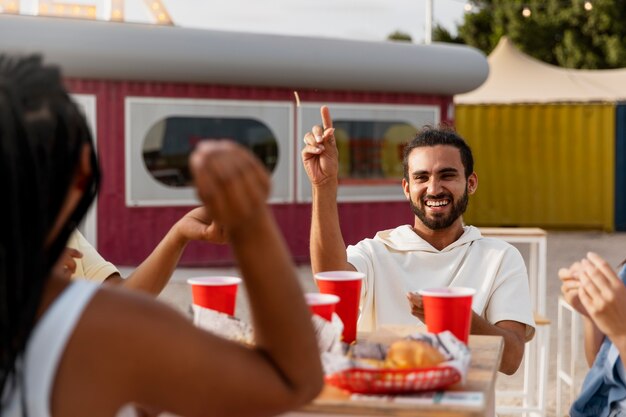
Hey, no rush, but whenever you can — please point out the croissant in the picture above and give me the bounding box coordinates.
[385,339,445,369]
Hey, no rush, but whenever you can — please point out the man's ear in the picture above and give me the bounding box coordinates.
[402,178,410,199]
[467,172,478,195]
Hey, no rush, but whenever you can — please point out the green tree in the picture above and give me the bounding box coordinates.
[387,30,412,42]
[434,0,626,69]
[432,24,464,44]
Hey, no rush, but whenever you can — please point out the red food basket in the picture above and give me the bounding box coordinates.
[325,365,461,394]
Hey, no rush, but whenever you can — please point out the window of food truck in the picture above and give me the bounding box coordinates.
[126,98,293,206]
[333,120,417,183]
[142,117,278,187]
[72,94,98,247]
[297,103,439,202]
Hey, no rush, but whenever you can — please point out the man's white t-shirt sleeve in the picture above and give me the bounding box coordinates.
[67,230,119,283]
[347,242,373,299]
[483,248,536,341]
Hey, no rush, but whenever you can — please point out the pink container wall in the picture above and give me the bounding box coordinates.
[66,78,452,266]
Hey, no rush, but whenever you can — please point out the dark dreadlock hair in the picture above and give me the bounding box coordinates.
[0,55,100,401]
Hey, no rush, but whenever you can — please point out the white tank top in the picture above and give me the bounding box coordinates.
[1,280,98,416]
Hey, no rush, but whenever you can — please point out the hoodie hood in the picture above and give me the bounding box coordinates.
[374,225,483,253]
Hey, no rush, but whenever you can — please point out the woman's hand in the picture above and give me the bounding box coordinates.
[190,140,270,234]
[578,252,626,344]
[559,261,589,317]
[174,206,227,245]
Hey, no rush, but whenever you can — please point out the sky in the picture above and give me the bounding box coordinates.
[13,0,469,43]
[122,0,469,43]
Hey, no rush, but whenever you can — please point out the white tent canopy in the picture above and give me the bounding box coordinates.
[455,36,626,104]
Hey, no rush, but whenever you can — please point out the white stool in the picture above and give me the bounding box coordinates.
[496,313,550,417]
[480,228,550,417]
[556,296,582,417]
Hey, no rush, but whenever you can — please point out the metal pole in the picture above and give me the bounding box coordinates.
[425,0,433,44]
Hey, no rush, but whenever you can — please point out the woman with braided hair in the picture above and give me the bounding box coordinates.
[0,54,322,416]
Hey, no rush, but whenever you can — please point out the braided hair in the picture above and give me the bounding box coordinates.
[0,55,100,401]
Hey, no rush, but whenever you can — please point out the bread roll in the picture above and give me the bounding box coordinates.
[358,358,387,369]
[385,340,445,369]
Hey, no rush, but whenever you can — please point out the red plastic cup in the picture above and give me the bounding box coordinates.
[418,287,476,344]
[314,271,364,344]
[187,277,242,316]
[305,293,340,321]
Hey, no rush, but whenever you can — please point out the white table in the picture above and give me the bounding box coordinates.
[283,335,504,417]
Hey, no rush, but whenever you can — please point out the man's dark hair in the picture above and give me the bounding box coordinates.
[0,54,100,400]
[402,124,474,180]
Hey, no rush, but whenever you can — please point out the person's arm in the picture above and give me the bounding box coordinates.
[615,336,626,370]
[302,106,355,274]
[104,207,226,295]
[310,183,356,273]
[190,140,323,406]
[581,316,606,366]
[559,262,606,366]
[103,226,186,294]
[68,214,224,295]
[472,247,534,374]
[470,316,526,375]
[53,141,323,417]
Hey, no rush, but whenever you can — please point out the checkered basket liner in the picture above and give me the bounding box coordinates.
[325,365,461,394]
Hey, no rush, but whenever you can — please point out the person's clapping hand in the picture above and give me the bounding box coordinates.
[578,252,626,344]
[190,140,270,234]
[174,206,227,245]
[559,261,589,317]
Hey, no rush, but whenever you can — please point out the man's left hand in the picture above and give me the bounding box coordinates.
[407,292,425,322]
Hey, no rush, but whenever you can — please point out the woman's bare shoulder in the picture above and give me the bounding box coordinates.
[51,286,215,416]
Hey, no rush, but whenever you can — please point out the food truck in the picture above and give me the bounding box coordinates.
[0,13,488,266]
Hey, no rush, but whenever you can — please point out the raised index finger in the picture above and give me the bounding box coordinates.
[320,105,333,129]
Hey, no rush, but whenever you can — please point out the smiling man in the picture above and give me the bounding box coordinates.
[302,106,535,375]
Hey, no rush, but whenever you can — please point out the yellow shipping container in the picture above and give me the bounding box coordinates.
[456,104,615,231]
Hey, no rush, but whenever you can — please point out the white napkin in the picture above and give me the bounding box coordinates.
[192,305,254,345]
[192,305,344,355]
[322,330,472,384]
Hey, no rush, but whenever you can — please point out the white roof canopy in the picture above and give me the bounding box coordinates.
[455,36,626,104]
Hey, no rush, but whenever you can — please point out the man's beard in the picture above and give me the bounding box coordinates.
[409,186,469,230]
